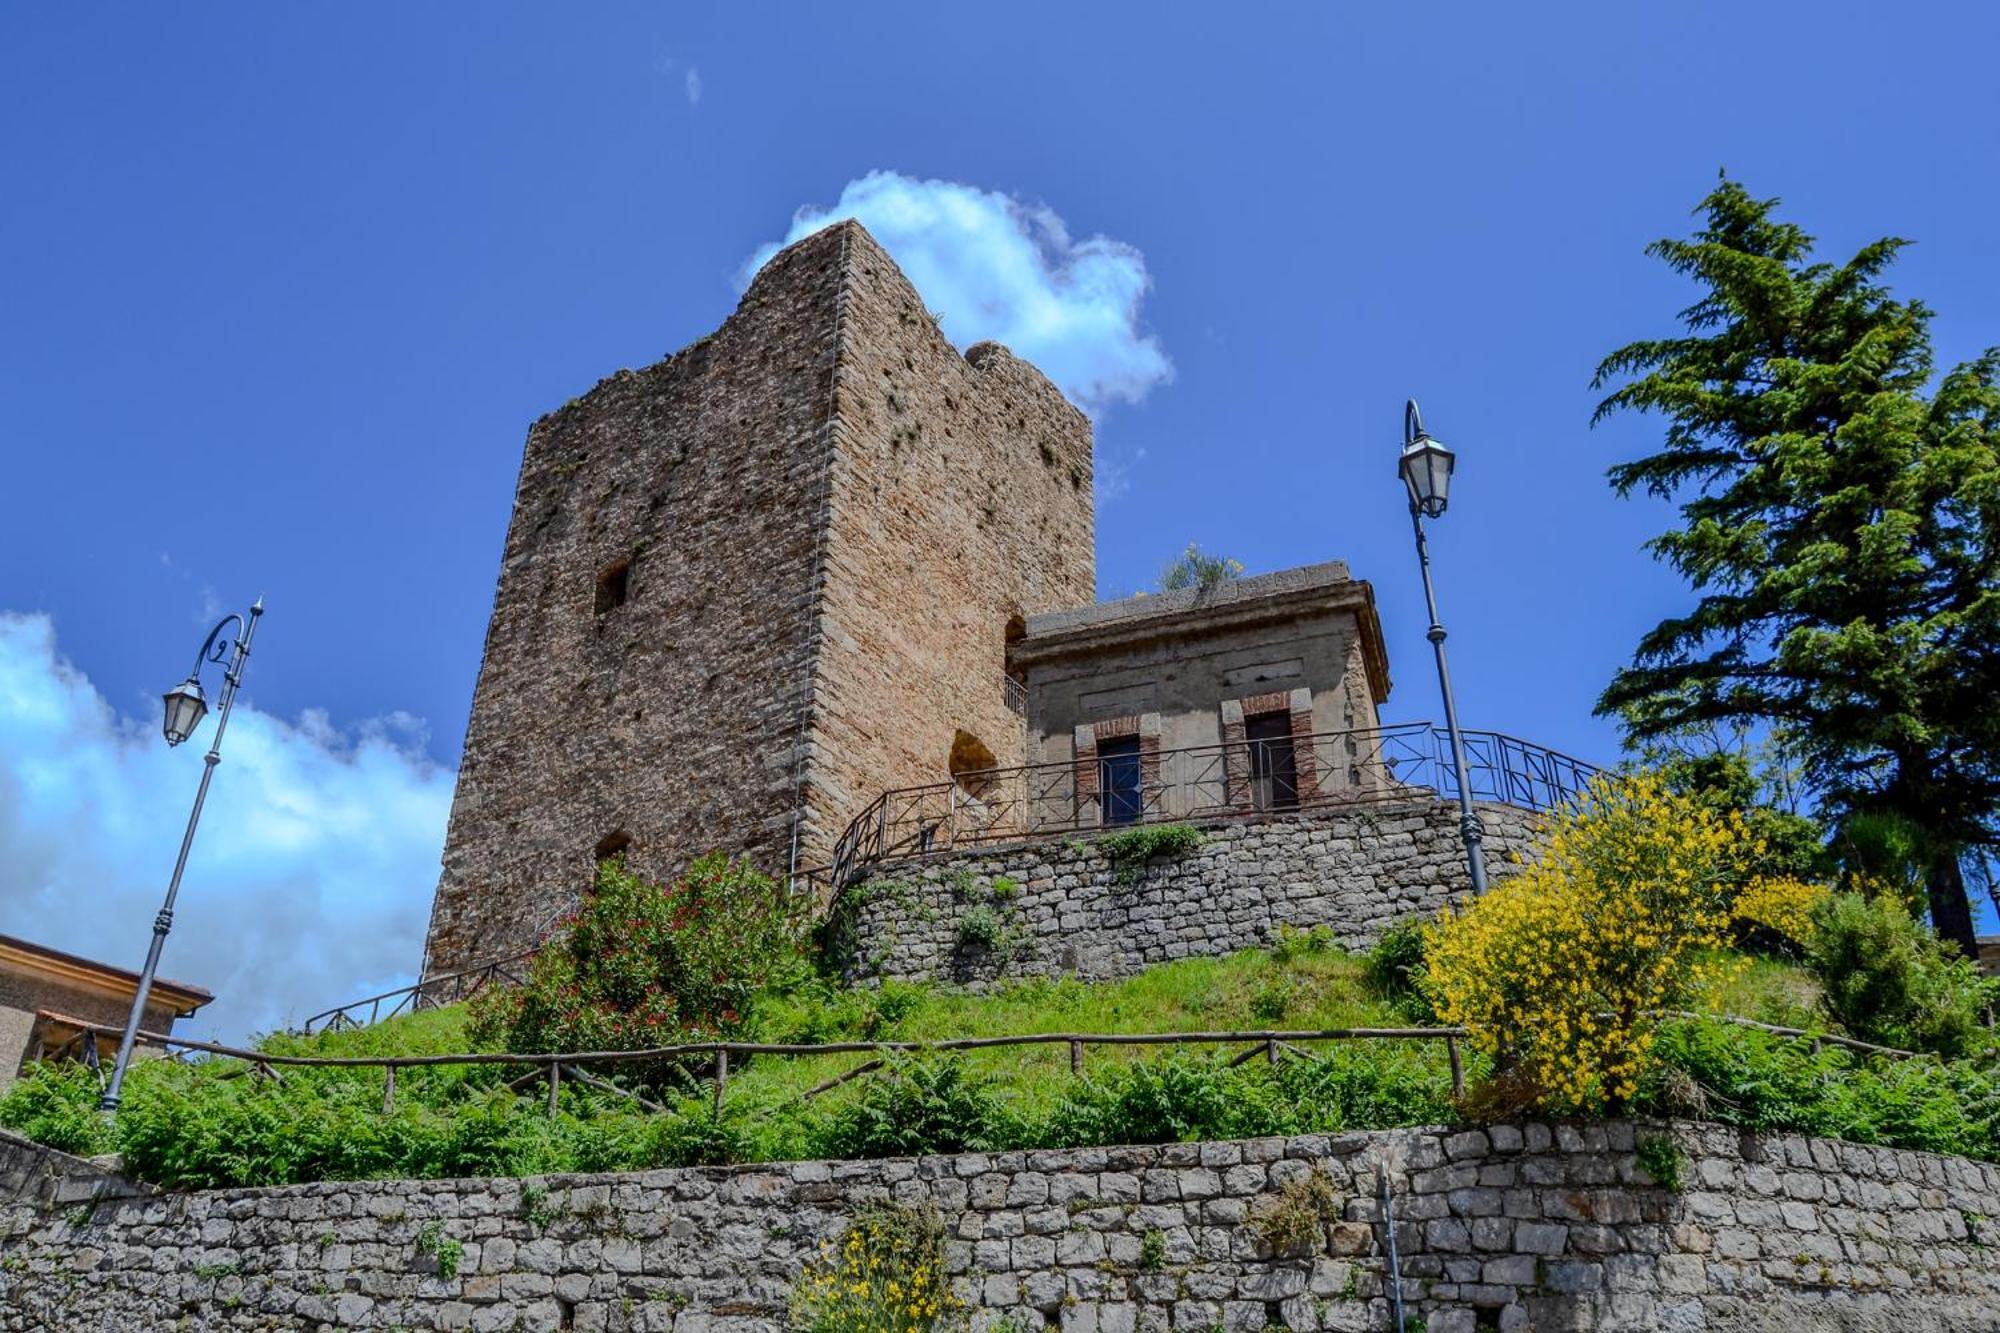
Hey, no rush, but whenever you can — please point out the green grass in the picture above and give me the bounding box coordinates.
[6,940,1986,1189]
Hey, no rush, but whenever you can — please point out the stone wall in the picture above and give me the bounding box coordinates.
[833,800,1543,988]
[424,220,1094,975]
[5,1121,1998,1331]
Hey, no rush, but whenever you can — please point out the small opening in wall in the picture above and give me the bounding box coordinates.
[950,730,1000,801]
[594,559,631,615]
[594,830,632,863]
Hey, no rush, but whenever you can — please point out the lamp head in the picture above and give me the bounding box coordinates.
[162,678,208,747]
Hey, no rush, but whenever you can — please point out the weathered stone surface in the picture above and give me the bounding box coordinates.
[5,1121,1999,1330]
[837,799,1542,986]
[424,220,1095,974]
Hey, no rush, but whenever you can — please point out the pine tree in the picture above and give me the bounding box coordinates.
[1593,177,2000,955]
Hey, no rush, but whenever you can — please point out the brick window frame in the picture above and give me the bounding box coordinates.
[1072,713,1162,827]
[1219,687,1318,812]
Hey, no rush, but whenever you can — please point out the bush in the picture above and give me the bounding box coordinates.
[792,1202,962,1333]
[1425,773,1768,1110]
[468,853,809,1077]
[1647,1018,2000,1160]
[0,1063,111,1158]
[1805,892,1994,1058]
[813,1055,1014,1159]
[1363,920,1437,1022]
[1097,824,1206,883]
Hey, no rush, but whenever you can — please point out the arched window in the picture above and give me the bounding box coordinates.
[949,729,1000,800]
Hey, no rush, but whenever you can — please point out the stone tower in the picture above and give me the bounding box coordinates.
[422,221,1096,974]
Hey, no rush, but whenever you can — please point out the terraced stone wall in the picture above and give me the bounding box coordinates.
[834,800,1544,987]
[3,1120,1997,1331]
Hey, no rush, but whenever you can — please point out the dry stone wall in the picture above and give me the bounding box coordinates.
[4,1121,1997,1331]
[833,800,1543,987]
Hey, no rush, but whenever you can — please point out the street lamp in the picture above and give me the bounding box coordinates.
[1397,401,1488,894]
[99,598,265,1113]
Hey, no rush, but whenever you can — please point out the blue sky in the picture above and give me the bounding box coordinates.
[3,3,1997,1039]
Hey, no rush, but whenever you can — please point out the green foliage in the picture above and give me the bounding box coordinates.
[1646,1019,2000,1159]
[955,904,1009,955]
[1249,1166,1339,1256]
[812,1055,1014,1160]
[1804,892,1995,1057]
[1139,1228,1167,1272]
[1362,920,1438,1022]
[1097,824,1205,883]
[1157,543,1244,593]
[1593,177,2000,954]
[415,1220,463,1280]
[1268,924,1336,964]
[792,1202,960,1333]
[1645,741,1827,889]
[467,853,809,1078]
[1633,1134,1684,1191]
[0,1063,112,1158]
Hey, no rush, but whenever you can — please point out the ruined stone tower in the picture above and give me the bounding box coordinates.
[422,221,1096,974]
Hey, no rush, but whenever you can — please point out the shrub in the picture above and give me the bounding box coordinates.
[813,1055,1013,1159]
[1098,824,1205,883]
[1363,920,1437,1022]
[1731,875,1828,955]
[1269,923,1335,963]
[1249,979,1294,1024]
[955,904,1008,955]
[1633,1134,1684,1191]
[1157,543,1244,593]
[1647,1018,2000,1159]
[1425,773,1767,1111]
[1250,1165,1339,1255]
[468,853,809,1078]
[0,1063,111,1158]
[1805,892,1994,1058]
[792,1202,962,1333]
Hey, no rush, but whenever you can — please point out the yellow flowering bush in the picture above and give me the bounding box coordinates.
[1732,875,1828,946]
[1424,773,1778,1111]
[792,1203,964,1333]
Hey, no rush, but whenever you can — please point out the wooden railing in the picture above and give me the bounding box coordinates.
[69,1011,1914,1123]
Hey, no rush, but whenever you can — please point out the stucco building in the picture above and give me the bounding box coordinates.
[0,933,212,1090]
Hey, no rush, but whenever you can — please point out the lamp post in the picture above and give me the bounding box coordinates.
[1397,400,1488,894]
[99,598,264,1113]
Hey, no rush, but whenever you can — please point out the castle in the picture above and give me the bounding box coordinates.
[421,220,1405,976]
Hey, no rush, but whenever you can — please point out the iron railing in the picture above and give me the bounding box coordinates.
[298,952,533,1035]
[831,721,1597,880]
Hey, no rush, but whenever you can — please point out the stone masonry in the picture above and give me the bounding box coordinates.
[5,1121,1998,1331]
[834,800,1542,988]
[424,221,1094,975]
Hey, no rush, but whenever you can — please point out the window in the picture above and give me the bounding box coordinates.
[1097,734,1143,827]
[949,729,1000,801]
[1245,712,1299,812]
[594,559,631,614]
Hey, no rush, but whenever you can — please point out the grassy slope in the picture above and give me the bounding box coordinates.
[279,943,1820,1129]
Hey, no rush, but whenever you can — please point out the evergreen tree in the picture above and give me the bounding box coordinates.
[1593,177,2000,955]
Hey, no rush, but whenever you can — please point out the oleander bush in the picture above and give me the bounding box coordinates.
[466,852,811,1080]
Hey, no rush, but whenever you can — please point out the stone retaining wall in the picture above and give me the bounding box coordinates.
[835,800,1543,987]
[2,1120,1996,1331]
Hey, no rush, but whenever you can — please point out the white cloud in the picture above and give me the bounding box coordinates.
[685,68,703,106]
[743,171,1173,415]
[0,613,453,1045]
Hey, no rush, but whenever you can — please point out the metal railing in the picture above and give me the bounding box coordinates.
[298,952,533,1035]
[831,721,1598,880]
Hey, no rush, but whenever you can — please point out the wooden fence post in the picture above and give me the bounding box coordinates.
[1445,1036,1465,1101]
[547,1061,561,1115]
[382,1065,396,1114]
[714,1050,729,1115]
[1069,1040,1084,1076]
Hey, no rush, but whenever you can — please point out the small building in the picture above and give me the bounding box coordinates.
[972,561,1393,832]
[0,934,213,1090]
